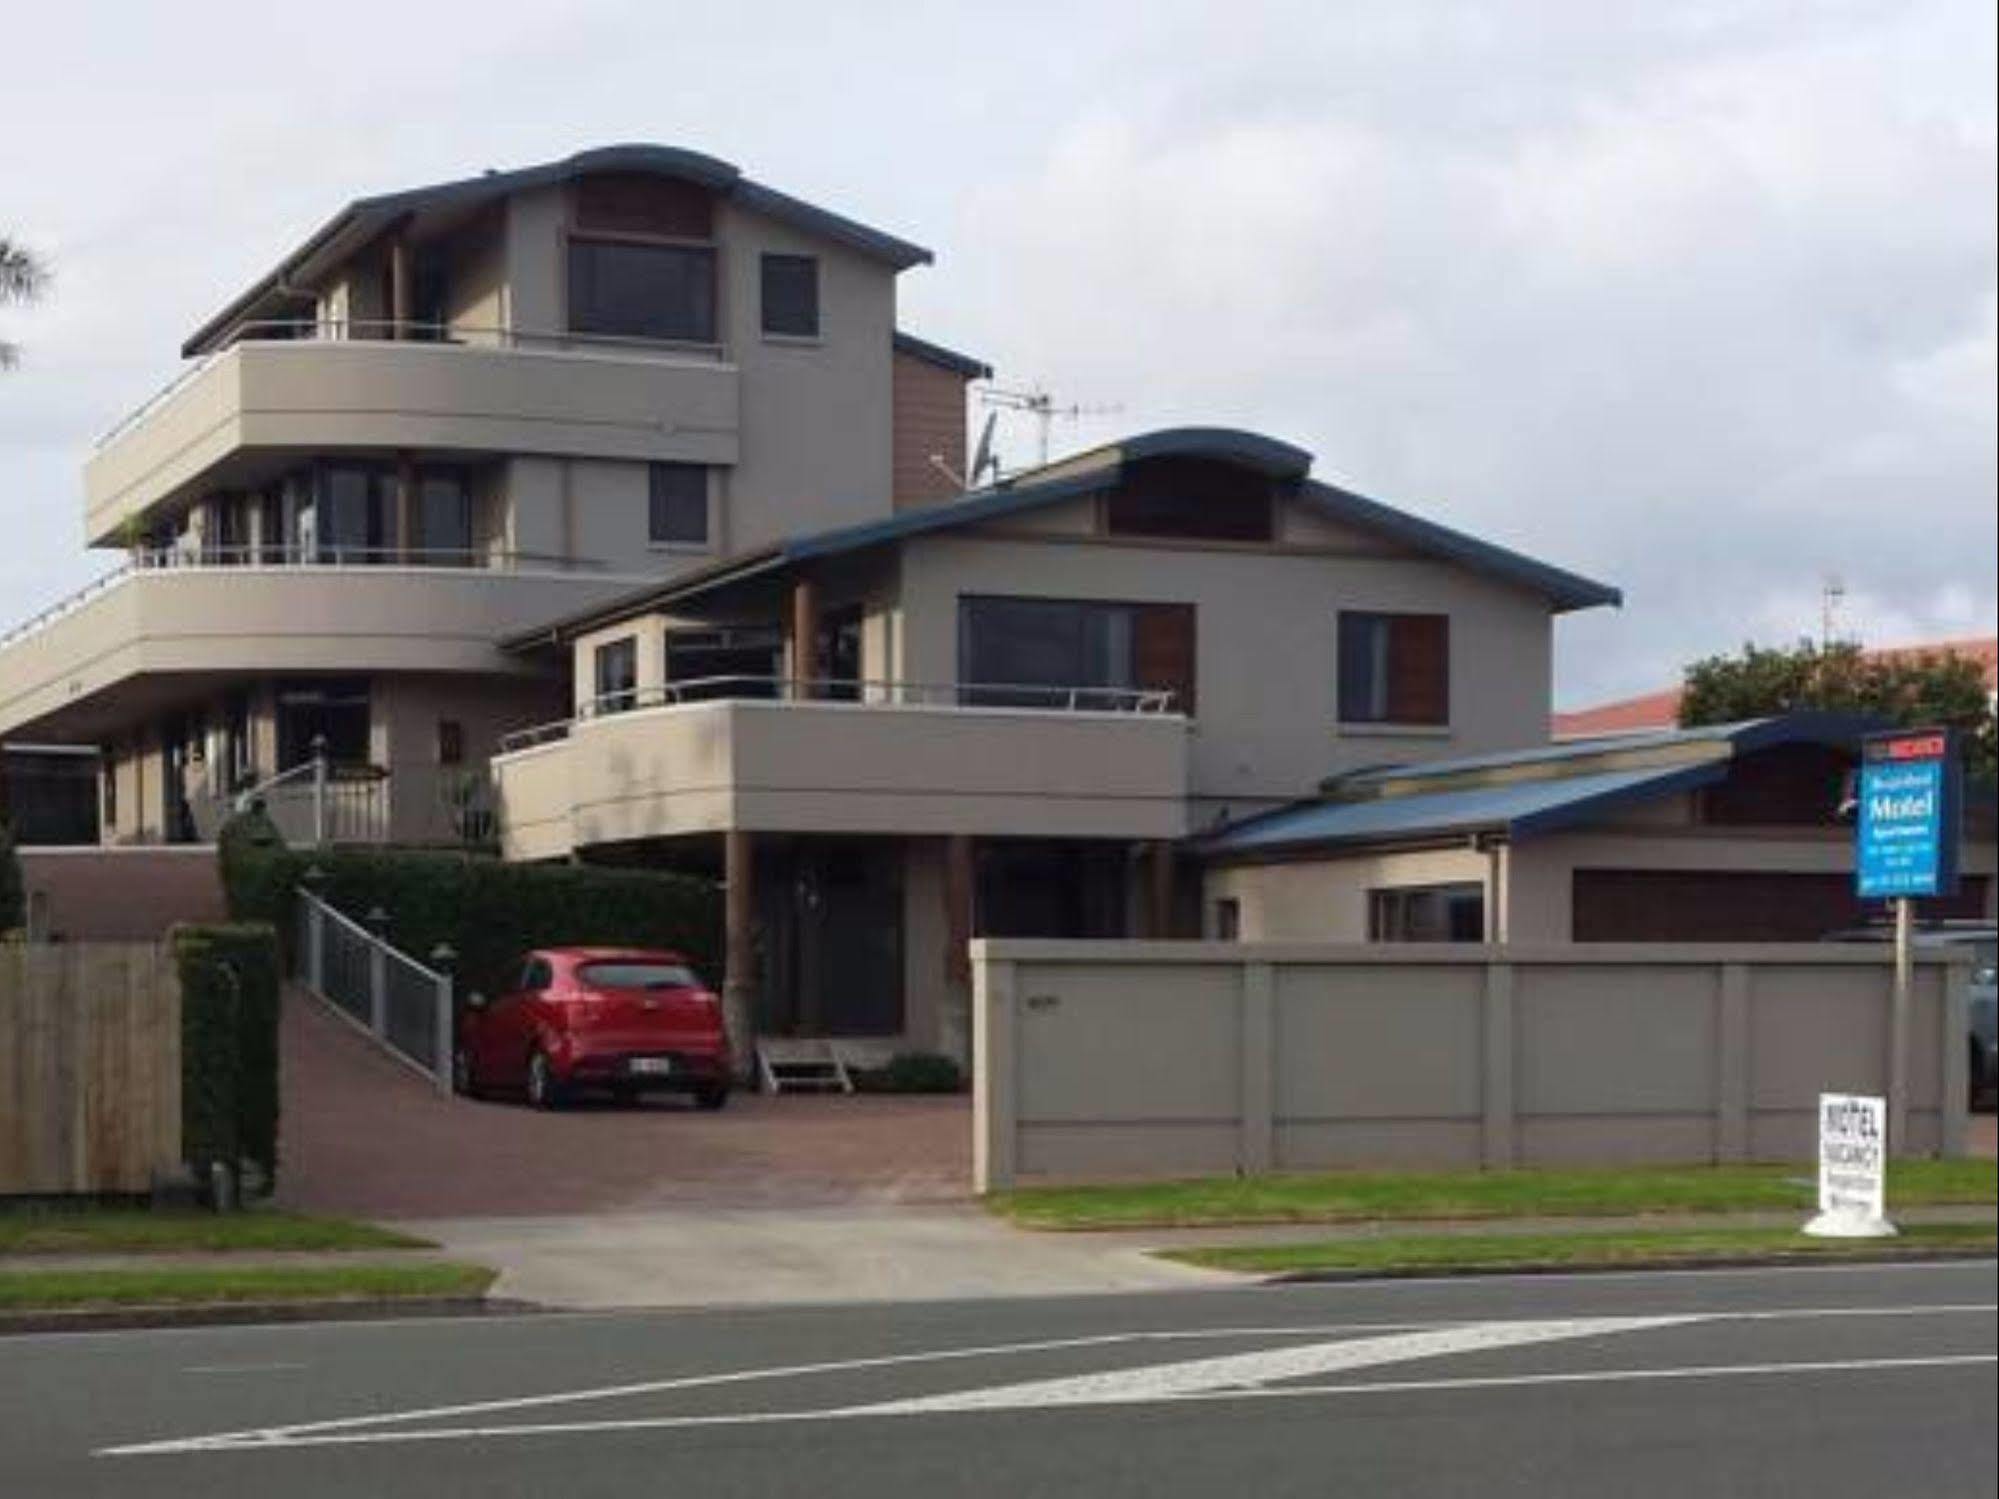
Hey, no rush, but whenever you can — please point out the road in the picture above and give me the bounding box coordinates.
[3,1261,1992,1497]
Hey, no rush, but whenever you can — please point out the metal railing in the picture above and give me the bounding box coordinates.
[0,546,605,653]
[96,317,729,449]
[223,743,495,849]
[297,887,454,1092]
[498,676,1182,753]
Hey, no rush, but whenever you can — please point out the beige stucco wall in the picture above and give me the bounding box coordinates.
[1205,847,1493,940]
[972,941,1970,1188]
[887,524,1554,818]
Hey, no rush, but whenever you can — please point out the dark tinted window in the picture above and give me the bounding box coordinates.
[959,596,1194,712]
[416,471,472,560]
[1338,611,1449,725]
[579,961,701,990]
[1104,458,1274,542]
[520,958,554,992]
[760,253,820,337]
[568,239,716,343]
[1370,884,1484,942]
[648,464,708,546]
[594,637,639,713]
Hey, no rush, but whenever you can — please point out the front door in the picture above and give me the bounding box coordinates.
[757,839,903,1037]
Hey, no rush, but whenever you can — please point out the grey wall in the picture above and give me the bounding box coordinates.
[971,941,1970,1189]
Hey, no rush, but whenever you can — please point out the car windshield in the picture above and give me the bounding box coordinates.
[578,961,701,991]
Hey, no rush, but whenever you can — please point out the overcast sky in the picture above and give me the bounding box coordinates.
[1,0,1992,707]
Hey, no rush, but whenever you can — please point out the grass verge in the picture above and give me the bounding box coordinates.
[0,1262,496,1311]
[989,1159,1999,1231]
[1159,1221,1998,1278]
[0,1209,430,1257]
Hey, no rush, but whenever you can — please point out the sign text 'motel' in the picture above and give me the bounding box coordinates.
[1855,728,1961,901]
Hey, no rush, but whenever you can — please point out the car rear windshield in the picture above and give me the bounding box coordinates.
[579,962,702,991]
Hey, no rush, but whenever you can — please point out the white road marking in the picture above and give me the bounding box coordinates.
[182,1363,307,1376]
[99,1300,1998,1458]
[859,1317,1694,1414]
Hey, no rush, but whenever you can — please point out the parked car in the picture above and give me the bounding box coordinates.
[454,948,731,1110]
[1823,922,1997,1112]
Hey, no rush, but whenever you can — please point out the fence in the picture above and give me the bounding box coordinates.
[970,941,1972,1191]
[0,943,181,1195]
[296,888,454,1092]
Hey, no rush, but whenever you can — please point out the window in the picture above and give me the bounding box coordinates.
[648,464,708,547]
[1370,884,1485,942]
[1104,457,1274,542]
[578,961,702,991]
[416,471,472,562]
[760,253,819,337]
[316,466,390,562]
[519,958,554,993]
[593,637,639,714]
[567,239,716,343]
[665,627,780,701]
[959,596,1196,712]
[1338,611,1449,725]
[1213,898,1242,940]
[437,720,464,767]
[101,757,117,831]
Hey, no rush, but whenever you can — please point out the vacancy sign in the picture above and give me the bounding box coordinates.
[1855,729,1960,900]
[1804,1093,1895,1239]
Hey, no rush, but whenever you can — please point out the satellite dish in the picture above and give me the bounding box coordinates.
[969,412,999,488]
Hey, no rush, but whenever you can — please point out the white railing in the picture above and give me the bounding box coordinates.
[497,676,1182,753]
[219,743,494,849]
[96,317,729,450]
[297,887,454,1092]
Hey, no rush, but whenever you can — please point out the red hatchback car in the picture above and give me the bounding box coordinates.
[454,948,731,1110]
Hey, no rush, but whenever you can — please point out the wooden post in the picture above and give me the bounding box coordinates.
[943,835,974,986]
[789,578,820,701]
[1148,840,1176,939]
[389,231,413,338]
[723,831,756,1083]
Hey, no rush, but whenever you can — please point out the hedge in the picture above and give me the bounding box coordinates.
[218,810,722,1003]
[172,922,282,1195]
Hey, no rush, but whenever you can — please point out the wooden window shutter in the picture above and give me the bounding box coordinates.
[1386,614,1449,724]
[1134,604,1197,714]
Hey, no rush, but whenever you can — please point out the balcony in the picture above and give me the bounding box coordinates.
[0,549,644,741]
[84,322,741,545]
[492,680,1192,860]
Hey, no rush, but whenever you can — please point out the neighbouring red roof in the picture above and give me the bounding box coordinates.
[1554,636,1998,740]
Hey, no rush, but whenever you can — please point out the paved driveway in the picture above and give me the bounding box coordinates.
[276,989,971,1220]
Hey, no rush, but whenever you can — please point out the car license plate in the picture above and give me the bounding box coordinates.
[628,1057,674,1077]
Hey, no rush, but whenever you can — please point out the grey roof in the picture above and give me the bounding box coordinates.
[184,145,934,355]
[1203,762,1726,856]
[508,427,1620,649]
[893,331,992,380]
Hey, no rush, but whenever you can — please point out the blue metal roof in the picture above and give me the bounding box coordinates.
[1204,762,1727,857]
[186,145,934,355]
[893,331,992,380]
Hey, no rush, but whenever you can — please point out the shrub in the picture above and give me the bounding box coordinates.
[216,813,722,1002]
[854,1051,965,1094]
[172,923,282,1196]
[0,819,21,936]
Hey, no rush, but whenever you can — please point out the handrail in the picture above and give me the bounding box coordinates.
[96,318,730,449]
[497,677,1182,754]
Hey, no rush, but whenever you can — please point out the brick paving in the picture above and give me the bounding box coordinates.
[275,989,972,1221]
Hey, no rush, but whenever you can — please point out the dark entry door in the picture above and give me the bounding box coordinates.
[757,840,903,1037]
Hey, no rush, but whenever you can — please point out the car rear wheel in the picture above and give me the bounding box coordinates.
[526,1049,564,1110]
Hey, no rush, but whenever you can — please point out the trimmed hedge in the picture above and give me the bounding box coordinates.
[218,810,722,1003]
[172,923,282,1195]
[853,1051,966,1094]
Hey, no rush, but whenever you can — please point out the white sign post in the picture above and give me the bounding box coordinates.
[1803,1093,1896,1239]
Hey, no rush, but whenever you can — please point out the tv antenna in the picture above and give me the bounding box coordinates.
[978,384,1123,469]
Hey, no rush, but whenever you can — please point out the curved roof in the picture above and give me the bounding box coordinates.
[183,145,934,355]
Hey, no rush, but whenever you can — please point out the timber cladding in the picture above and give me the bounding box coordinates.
[0,943,181,1196]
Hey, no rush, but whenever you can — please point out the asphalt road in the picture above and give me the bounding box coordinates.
[3,1261,1993,1497]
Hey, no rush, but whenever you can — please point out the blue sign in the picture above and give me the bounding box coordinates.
[1855,730,1961,900]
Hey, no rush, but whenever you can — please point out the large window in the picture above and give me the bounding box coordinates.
[1338,611,1449,725]
[416,471,473,562]
[760,253,820,337]
[648,463,708,547]
[593,637,639,714]
[664,627,781,701]
[1104,457,1274,542]
[1370,883,1485,942]
[317,466,390,562]
[567,239,716,343]
[958,596,1196,712]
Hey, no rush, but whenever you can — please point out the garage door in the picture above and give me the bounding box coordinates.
[1571,869,1991,942]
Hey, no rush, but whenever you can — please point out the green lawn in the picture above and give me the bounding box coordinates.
[0,1262,496,1311]
[989,1159,1999,1231]
[1160,1221,1998,1277]
[0,1208,429,1256]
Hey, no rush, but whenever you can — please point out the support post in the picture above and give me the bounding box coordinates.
[389,230,413,338]
[301,867,327,995]
[1148,840,1176,939]
[723,831,757,1083]
[430,943,457,1095]
[395,452,418,562]
[972,953,1017,1193]
[310,733,328,847]
[1889,896,1912,1153]
[365,906,389,1041]
[1481,961,1516,1169]
[789,577,820,701]
[941,835,975,1065]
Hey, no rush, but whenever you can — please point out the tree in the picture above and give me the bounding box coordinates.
[1,235,50,369]
[1679,638,1997,782]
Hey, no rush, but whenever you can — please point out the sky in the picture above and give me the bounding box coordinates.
[0,0,1992,708]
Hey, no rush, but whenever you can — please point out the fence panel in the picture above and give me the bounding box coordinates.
[0,942,181,1195]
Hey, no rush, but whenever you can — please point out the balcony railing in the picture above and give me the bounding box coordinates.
[0,545,609,652]
[498,676,1182,754]
[97,317,729,451]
